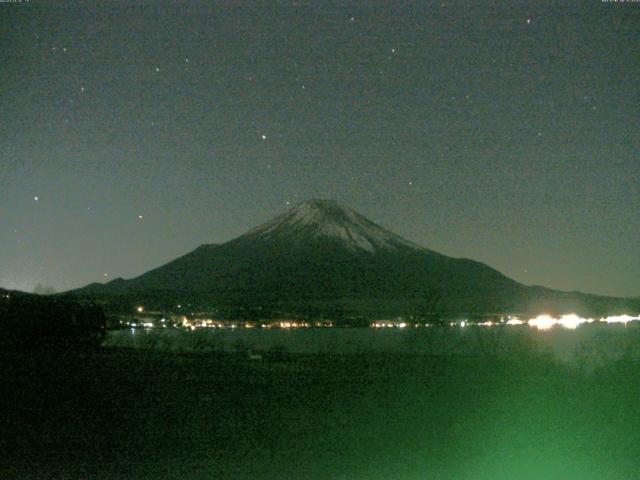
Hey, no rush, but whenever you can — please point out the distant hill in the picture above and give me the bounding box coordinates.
[70,199,639,320]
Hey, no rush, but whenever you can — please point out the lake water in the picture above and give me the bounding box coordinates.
[105,323,640,370]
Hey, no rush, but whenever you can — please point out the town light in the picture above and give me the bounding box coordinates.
[528,314,556,330]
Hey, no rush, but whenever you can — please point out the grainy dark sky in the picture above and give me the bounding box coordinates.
[0,1,638,297]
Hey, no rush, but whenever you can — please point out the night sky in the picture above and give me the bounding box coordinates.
[1,1,638,297]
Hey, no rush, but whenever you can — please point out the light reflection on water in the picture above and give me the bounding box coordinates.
[106,320,640,371]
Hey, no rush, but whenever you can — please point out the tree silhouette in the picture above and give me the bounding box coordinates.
[1,293,106,351]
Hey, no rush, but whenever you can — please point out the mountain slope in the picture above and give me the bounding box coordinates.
[71,199,637,317]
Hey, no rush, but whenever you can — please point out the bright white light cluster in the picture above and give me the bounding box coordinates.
[557,314,590,330]
[602,314,639,324]
[528,314,557,330]
[527,314,593,330]
[525,313,639,330]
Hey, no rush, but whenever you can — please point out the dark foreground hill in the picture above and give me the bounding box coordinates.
[71,199,638,319]
[3,347,640,480]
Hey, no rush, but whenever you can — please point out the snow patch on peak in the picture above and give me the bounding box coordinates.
[242,199,425,253]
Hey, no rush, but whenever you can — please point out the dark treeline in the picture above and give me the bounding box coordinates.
[0,290,107,351]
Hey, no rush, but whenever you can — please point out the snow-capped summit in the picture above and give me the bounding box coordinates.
[241,199,424,253]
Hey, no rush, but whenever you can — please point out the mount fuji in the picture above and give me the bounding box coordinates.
[73,199,636,319]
